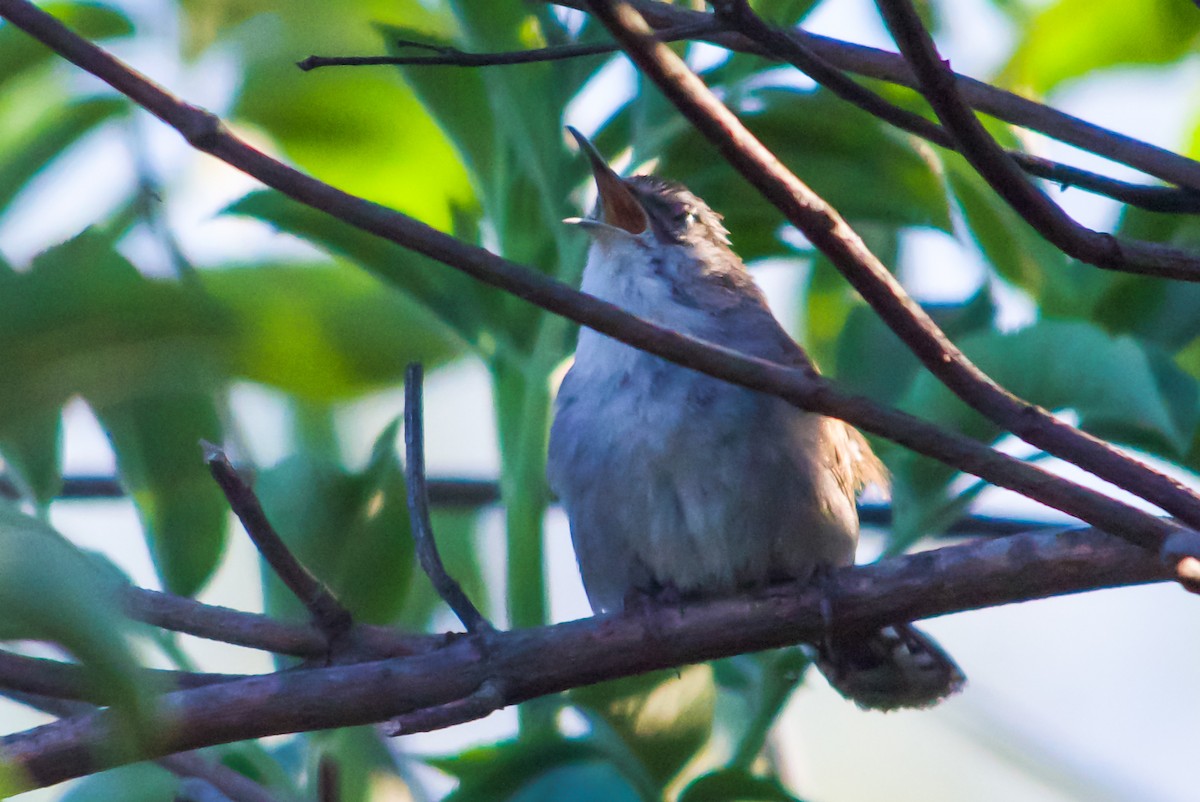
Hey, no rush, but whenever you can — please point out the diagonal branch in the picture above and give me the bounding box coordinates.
[550,0,1200,193]
[119,586,440,660]
[202,441,353,646]
[581,0,1200,546]
[0,527,1172,791]
[0,0,1184,554]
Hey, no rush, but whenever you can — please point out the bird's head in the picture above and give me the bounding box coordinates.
[563,127,732,254]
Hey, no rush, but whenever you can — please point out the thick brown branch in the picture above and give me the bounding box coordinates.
[551,0,1200,193]
[872,0,1200,276]
[0,528,1173,791]
[0,0,1184,551]
[403,364,493,634]
[582,0,1200,542]
[202,441,353,644]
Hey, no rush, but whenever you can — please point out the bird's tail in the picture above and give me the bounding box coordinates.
[814,623,965,711]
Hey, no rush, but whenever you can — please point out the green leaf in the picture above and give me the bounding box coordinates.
[199,262,465,400]
[571,665,715,787]
[946,155,1109,316]
[833,287,995,407]
[59,764,178,802]
[0,232,233,593]
[93,391,227,596]
[225,192,512,360]
[256,420,415,628]
[714,648,811,769]
[434,739,643,802]
[508,762,643,802]
[1002,0,1200,92]
[748,0,821,26]
[0,2,132,91]
[679,768,803,802]
[887,320,1200,548]
[0,505,146,723]
[0,96,127,217]
[657,87,954,262]
[308,727,404,802]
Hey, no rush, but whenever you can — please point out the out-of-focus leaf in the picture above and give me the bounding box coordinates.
[93,391,226,596]
[887,320,1199,549]
[222,2,469,235]
[225,192,511,361]
[200,263,465,400]
[1002,0,1200,92]
[571,665,715,787]
[507,762,643,802]
[946,155,1109,315]
[0,96,126,217]
[257,420,415,629]
[309,727,404,802]
[713,648,811,769]
[59,764,178,802]
[0,232,232,593]
[749,0,821,26]
[679,768,803,802]
[0,505,146,723]
[433,739,643,802]
[833,287,995,406]
[0,2,132,90]
[1092,208,1200,350]
[658,87,954,262]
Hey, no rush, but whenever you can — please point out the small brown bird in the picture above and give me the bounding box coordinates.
[547,128,964,710]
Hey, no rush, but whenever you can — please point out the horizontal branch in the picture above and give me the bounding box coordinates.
[0,528,1172,790]
[551,0,1200,192]
[0,0,1181,552]
[0,651,239,704]
[297,20,719,71]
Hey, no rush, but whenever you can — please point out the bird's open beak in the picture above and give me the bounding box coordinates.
[564,126,648,236]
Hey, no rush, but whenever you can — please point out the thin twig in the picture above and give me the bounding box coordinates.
[581,0,1200,542]
[201,441,353,645]
[551,0,1200,192]
[871,0,1200,275]
[316,755,339,802]
[403,365,493,634]
[0,0,1184,552]
[0,650,241,704]
[0,527,1173,791]
[120,586,440,660]
[387,678,506,736]
[710,0,1200,214]
[297,21,719,71]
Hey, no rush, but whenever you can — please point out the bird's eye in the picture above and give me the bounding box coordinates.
[677,210,695,227]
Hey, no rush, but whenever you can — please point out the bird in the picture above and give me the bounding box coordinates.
[547,127,964,711]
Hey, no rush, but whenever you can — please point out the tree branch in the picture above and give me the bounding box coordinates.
[0,527,1173,791]
[0,0,1184,554]
[403,364,493,634]
[550,0,1200,193]
[119,587,440,661]
[871,0,1193,275]
[202,441,353,646]
[0,650,240,704]
[296,21,720,71]
[581,0,1200,546]
[708,0,1200,214]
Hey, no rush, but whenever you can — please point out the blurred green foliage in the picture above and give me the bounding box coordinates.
[2,0,1200,799]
